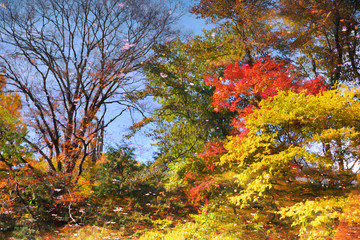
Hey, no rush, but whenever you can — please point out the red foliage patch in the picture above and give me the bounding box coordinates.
[188,177,218,206]
[205,59,327,132]
[198,141,227,171]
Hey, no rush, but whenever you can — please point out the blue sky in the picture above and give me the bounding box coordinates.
[104,6,215,163]
[179,11,214,36]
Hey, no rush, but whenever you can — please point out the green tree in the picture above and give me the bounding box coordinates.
[93,144,145,202]
[142,39,234,192]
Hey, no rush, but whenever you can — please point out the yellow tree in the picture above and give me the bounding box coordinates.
[0,76,30,172]
[219,87,360,237]
[0,76,39,230]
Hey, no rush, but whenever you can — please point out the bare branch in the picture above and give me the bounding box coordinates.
[0,0,179,175]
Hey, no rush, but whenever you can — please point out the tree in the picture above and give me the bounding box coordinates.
[93,144,142,202]
[205,59,327,131]
[190,0,277,67]
[222,88,360,203]
[0,77,39,235]
[142,39,235,192]
[219,88,360,238]
[0,77,29,171]
[0,0,180,177]
[191,0,360,86]
[181,59,327,212]
[0,76,34,177]
[278,0,360,85]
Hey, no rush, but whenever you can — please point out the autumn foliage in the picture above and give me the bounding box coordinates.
[205,59,327,131]
[183,59,331,220]
[197,59,328,175]
[1,0,360,239]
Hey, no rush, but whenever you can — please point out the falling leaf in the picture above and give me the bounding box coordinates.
[113,207,122,212]
[160,72,167,78]
[121,43,135,50]
[1,3,6,9]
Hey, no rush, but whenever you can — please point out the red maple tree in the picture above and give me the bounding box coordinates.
[205,59,327,131]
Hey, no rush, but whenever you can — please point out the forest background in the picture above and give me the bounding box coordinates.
[0,0,360,239]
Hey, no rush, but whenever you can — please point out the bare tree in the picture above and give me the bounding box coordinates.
[0,0,180,176]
